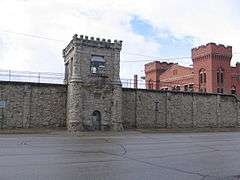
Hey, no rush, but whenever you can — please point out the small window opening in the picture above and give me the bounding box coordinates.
[91,55,105,75]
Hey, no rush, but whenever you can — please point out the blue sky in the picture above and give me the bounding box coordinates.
[0,0,240,79]
[130,16,193,62]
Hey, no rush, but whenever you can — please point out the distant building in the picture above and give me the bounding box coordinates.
[145,43,240,95]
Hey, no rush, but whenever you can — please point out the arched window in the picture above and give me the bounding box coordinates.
[217,68,224,84]
[199,69,206,84]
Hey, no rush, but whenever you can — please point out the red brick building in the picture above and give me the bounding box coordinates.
[145,43,240,95]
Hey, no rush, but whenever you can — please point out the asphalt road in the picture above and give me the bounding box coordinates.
[1,131,240,180]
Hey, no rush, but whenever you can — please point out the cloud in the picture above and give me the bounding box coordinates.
[0,0,240,80]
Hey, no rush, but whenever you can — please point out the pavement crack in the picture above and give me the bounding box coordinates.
[199,145,220,152]
[122,155,210,178]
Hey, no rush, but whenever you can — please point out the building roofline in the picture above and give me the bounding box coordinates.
[158,63,193,75]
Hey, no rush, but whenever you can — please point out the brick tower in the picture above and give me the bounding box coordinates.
[63,34,123,132]
[192,43,232,93]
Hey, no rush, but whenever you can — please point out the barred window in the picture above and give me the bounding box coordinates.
[91,55,105,75]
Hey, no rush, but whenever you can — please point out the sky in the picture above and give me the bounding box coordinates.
[0,0,240,80]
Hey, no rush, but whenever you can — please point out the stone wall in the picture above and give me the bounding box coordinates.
[63,35,123,132]
[0,81,67,129]
[0,81,239,130]
[122,88,240,129]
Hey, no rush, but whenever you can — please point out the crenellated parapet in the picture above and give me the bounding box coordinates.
[192,43,232,60]
[63,34,122,58]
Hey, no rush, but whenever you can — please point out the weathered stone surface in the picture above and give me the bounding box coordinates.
[0,81,239,130]
[122,89,136,129]
[63,35,123,132]
[0,81,67,129]
[219,95,238,127]
[168,92,193,128]
[122,88,240,129]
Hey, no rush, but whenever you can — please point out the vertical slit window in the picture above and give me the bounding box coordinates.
[220,72,224,83]
[217,72,220,83]
[200,73,203,84]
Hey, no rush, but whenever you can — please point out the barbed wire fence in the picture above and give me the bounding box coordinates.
[0,69,147,88]
[0,69,65,84]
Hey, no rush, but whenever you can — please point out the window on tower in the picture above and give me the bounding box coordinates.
[217,68,224,84]
[200,73,203,84]
[220,71,224,83]
[90,55,106,75]
[203,72,206,83]
[199,69,206,84]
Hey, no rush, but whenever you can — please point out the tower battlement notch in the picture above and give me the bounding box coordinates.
[192,42,232,59]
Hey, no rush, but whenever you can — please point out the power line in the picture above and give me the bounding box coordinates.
[121,56,191,63]
[121,52,163,59]
[0,29,192,61]
[0,29,67,43]
[1,29,240,64]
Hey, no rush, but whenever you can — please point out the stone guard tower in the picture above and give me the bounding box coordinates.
[63,34,123,132]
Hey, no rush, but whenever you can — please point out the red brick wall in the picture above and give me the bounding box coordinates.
[144,43,240,95]
[158,65,194,90]
[192,43,232,94]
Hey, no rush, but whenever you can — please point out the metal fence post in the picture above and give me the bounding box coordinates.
[8,70,11,81]
[38,72,40,83]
